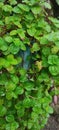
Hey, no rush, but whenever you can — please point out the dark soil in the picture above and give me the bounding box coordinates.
[43,114,59,130]
[43,97,59,130]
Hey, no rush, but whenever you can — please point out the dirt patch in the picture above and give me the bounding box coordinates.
[43,96,59,130]
[43,114,59,130]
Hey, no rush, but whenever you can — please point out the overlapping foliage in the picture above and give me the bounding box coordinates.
[0,0,59,130]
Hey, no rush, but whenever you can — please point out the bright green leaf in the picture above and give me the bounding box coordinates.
[0,106,6,117]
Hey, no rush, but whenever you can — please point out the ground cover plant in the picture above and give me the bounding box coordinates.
[0,0,59,130]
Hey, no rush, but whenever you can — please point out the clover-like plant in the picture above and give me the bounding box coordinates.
[0,0,59,130]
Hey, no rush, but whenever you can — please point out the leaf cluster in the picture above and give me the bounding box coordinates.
[0,0,59,130]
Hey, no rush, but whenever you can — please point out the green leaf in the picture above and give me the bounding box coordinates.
[0,60,8,69]
[13,21,22,28]
[40,36,49,45]
[44,24,51,32]
[6,121,19,130]
[49,65,59,75]
[19,68,26,75]
[0,0,5,3]
[0,20,4,25]
[31,43,40,53]
[13,38,26,50]
[9,0,17,5]
[49,17,59,25]
[11,121,19,130]
[4,36,13,43]
[37,72,49,83]
[42,47,51,56]
[25,12,34,20]
[0,106,6,117]
[5,17,11,25]
[31,6,41,14]
[31,112,38,120]
[18,3,30,12]
[55,41,59,47]
[10,30,17,36]
[44,2,51,9]
[42,56,48,67]
[13,6,22,13]
[8,44,20,54]
[5,81,16,91]
[47,32,59,42]
[0,58,6,67]
[23,98,32,108]
[6,92,13,100]
[56,0,59,5]
[22,0,38,5]
[15,86,24,95]
[0,73,7,85]
[15,101,22,109]
[17,108,24,117]
[11,75,19,84]
[20,43,26,51]
[19,75,27,82]
[28,120,33,129]
[46,106,53,114]
[4,61,11,68]
[0,99,4,105]
[7,54,18,65]
[3,5,12,12]
[27,28,36,36]
[6,115,14,122]
[48,55,59,65]
[0,37,8,51]
[13,38,22,46]
[6,124,10,130]
[24,82,34,91]
[16,57,22,64]
[51,46,59,54]
[17,29,25,39]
